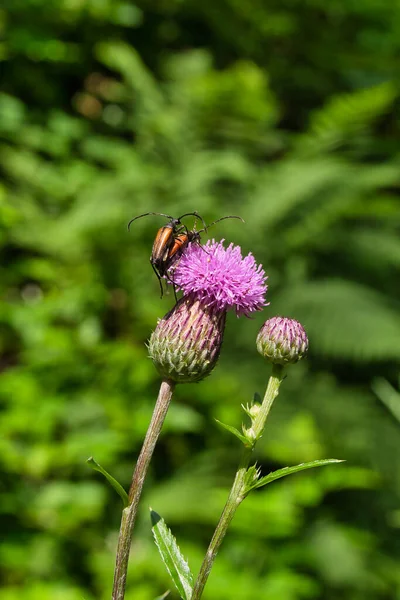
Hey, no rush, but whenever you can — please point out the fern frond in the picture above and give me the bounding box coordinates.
[305,82,397,150]
[275,279,400,362]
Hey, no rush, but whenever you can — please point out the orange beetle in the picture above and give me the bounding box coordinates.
[128,212,243,297]
[128,212,206,296]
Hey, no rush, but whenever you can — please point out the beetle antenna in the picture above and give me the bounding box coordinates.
[177,211,208,232]
[128,212,174,231]
[196,215,244,235]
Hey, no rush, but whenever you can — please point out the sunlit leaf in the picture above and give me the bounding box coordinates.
[150,509,193,600]
[246,460,344,492]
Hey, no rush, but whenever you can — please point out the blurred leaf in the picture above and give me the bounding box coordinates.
[372,378,400,423]
[306,82,397,150]
[253,392,262,404]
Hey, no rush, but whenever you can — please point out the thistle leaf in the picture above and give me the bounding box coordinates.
[215,419,250,446]
[86,456,129,507]
[150,509,193,600]
[247,459,344,492]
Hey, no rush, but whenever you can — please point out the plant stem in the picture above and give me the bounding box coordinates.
[191,364,284,600]
[112,378,176,600]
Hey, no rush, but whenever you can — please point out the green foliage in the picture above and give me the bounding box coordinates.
[1,0,400,599]
[305,82,397,152]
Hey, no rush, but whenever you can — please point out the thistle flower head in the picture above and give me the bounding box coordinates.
[256,316,308,365]
[148,296,226,383]
[170,240,267,317]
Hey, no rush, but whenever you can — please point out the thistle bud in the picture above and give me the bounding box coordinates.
[256,316,308,365]
[248,403,261,418]
[148,295,226,383]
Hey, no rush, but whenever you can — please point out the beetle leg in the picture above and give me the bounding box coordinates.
[150,261,164,298]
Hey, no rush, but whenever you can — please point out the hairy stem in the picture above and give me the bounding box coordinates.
[191,364,284,599]
[112,378,175,600]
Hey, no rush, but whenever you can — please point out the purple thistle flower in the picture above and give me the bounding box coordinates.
[170,240,268,317]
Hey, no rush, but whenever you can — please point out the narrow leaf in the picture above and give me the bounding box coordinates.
[248,459,344,492]
[253,392,262,404]
[154,592,170,600]
[87,456,129,507]
[372,377,400,423]
[215,419,250,446]
[150,509,193,600]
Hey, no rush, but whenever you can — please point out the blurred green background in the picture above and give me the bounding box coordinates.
[1,1,400,599]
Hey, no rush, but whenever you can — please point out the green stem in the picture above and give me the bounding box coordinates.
[191,364,284,600]
[112,378,176,600]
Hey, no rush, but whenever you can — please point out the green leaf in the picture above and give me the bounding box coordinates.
[215,419,250,446]
[246,459,344,492]
[372,377,400,423]
[253,392,262,404]
[86,456,129,507]
[154,592,170,600]
[150,509,194,600]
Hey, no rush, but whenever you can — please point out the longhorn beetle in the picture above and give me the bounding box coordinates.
[128,211,244,297]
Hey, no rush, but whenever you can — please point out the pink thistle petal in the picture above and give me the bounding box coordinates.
[170,239,268,317]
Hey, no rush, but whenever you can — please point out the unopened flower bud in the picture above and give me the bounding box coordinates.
[242,426,256,442]
[148,295,226,383]
[256,316,308,365]
[249,403,261,418]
